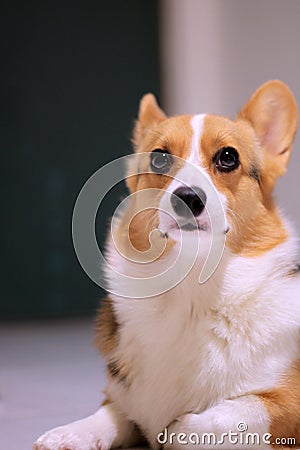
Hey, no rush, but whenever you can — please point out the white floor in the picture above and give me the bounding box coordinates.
[0,318,114,450]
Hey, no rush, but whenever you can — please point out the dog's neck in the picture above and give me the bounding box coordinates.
[106,222,299,317]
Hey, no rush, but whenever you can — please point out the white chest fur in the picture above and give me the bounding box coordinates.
[106,238,300,445]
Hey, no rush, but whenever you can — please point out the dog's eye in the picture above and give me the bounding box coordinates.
[213,147,240,172]
[150,149,173,174]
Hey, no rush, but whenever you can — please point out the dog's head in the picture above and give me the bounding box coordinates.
[123,81,298,262]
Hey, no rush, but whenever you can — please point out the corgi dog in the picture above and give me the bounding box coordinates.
[34,80,300,450]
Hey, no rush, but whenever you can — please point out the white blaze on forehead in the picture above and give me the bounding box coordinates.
[157,112,229,237]
[189,114,206,164]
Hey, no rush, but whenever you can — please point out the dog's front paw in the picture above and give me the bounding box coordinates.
[33,404,142,450]
[33,416,112,450]
[33,425,103,450]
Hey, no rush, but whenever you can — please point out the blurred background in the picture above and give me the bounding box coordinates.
[1,0,300,319]
[1,1,300,449]
[1,0,160,318]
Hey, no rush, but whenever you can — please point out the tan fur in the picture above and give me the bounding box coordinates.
[199,115,289,257]
[125,114,194,257]
[113,201,175,262]
[95,298,133,386]
[128,208,159,252]
[95,297,119,357]
[101,397,111,406]
[238,80,298,194]
[258,361,300,448]
[132,93,167,149]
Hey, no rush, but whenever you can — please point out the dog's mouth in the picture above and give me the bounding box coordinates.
[180,222,199,231]
[177,222,208,232]
[163,220,210,235]
[161,220,230,237]
[157,208,229,239]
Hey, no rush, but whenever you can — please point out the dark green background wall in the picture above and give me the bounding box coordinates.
[1,0,160,318]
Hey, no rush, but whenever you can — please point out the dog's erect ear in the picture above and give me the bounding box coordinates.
[237,80,298,190]
[127,94,166,193]
[133,93,167,149]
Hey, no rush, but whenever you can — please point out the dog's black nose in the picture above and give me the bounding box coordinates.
[171,186,206,217]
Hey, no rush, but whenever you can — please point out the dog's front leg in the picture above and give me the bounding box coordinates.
[162,395,271,450]
[33,402,142,450]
